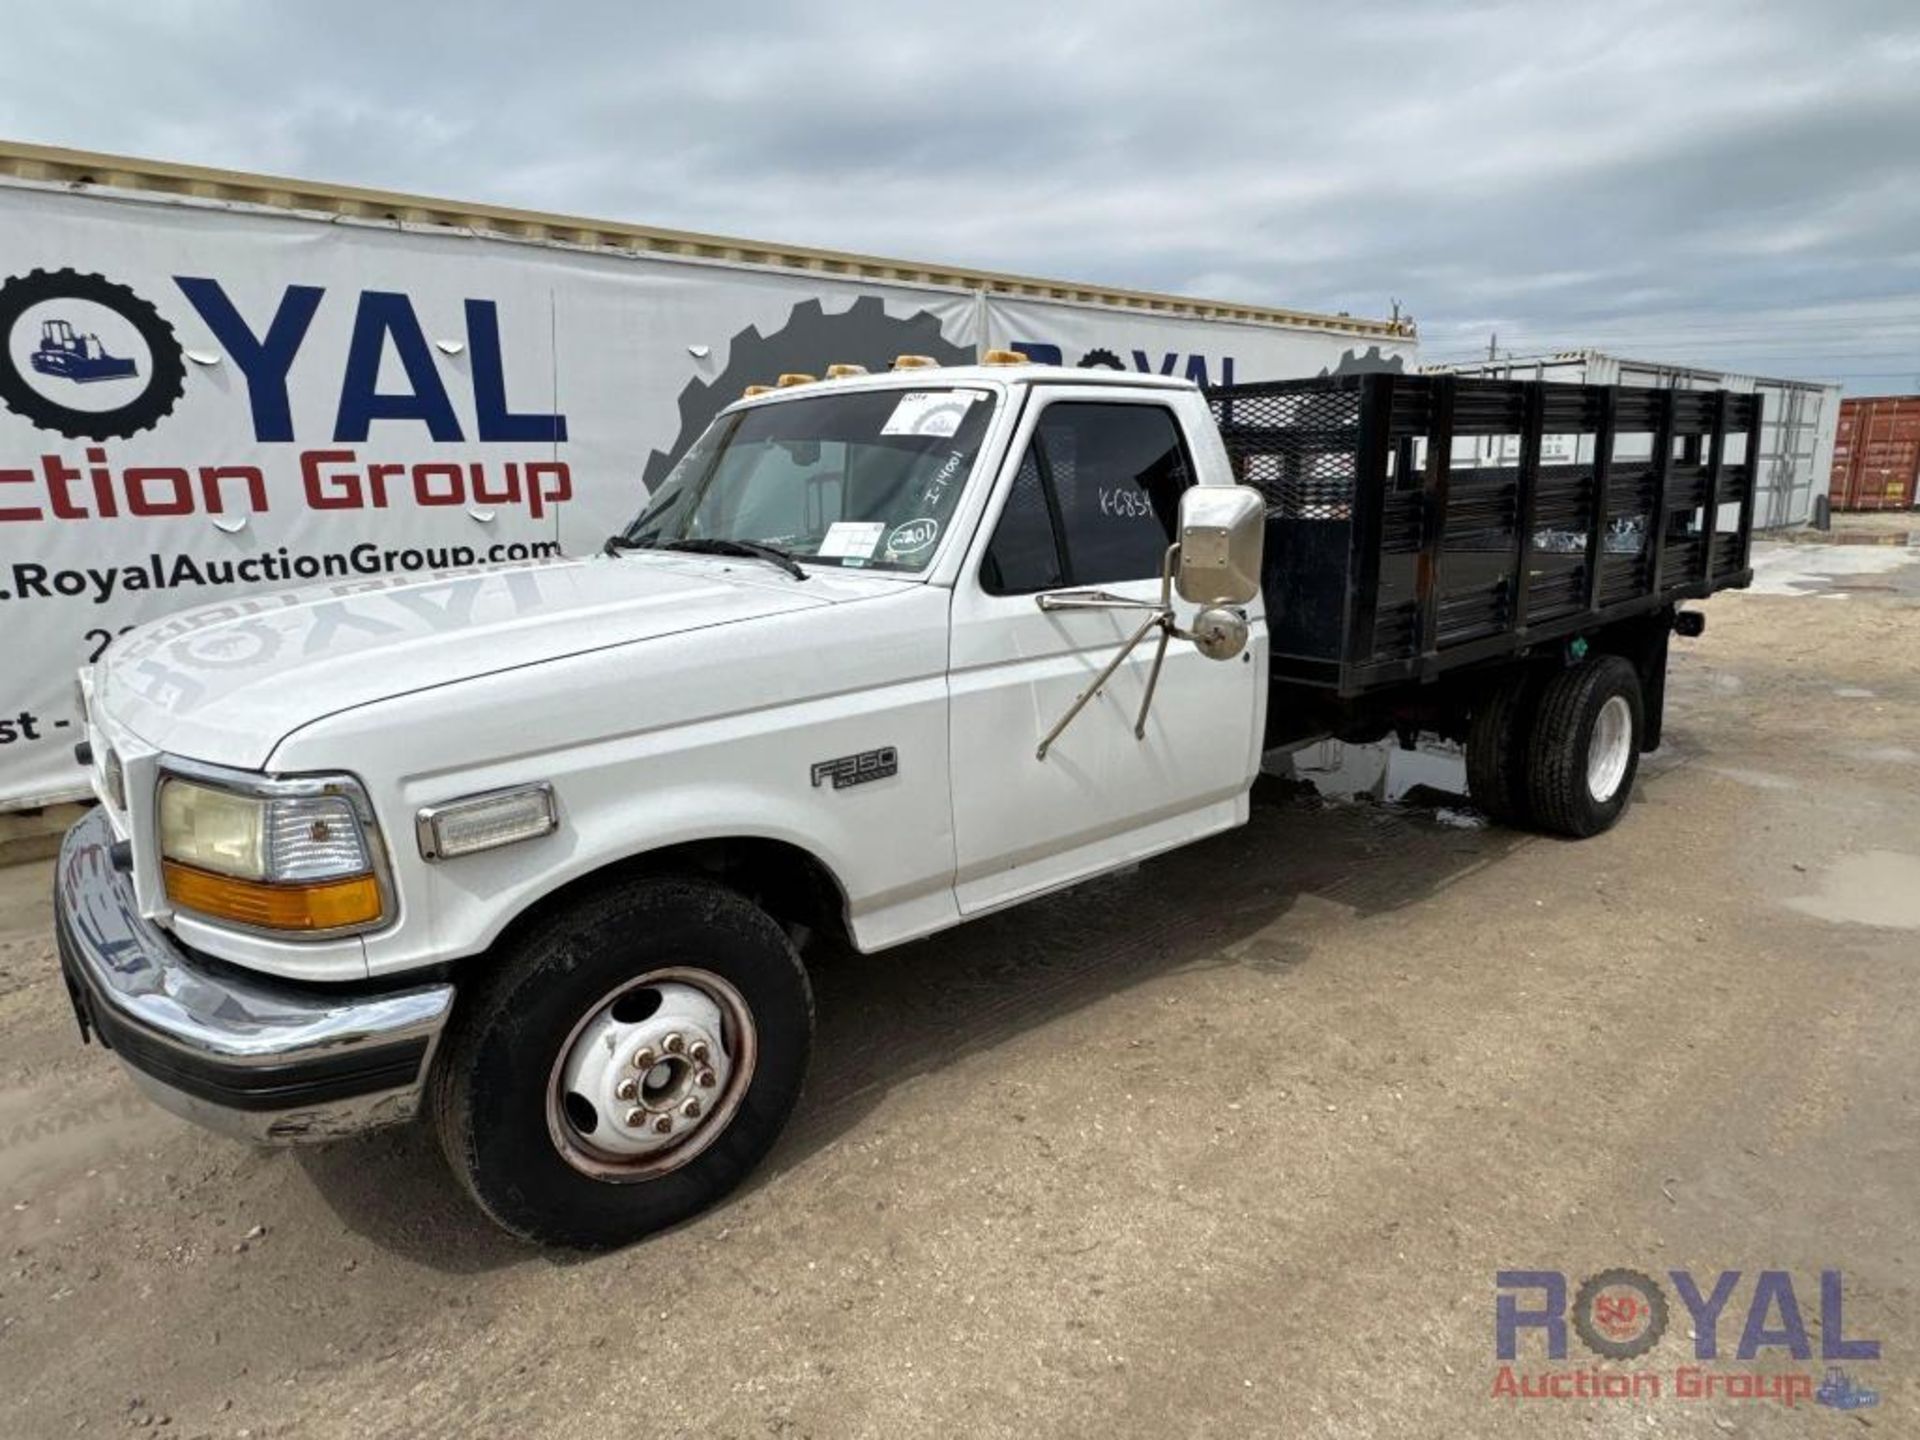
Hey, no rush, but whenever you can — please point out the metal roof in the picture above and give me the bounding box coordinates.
[0,139,1414,341]
[1425,349,1837,392]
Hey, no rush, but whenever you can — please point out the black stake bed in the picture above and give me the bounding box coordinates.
[1206,373,1762,696]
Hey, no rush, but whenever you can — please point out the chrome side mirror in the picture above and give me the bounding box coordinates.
[1176,486,1265,607]
[1030,485,1265,759]
[1187,605,1250,661]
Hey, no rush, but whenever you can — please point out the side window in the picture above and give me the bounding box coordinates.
[980,402,1192,595]
[980,445,1064,594]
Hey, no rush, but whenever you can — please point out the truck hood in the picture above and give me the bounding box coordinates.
[99,554,900,768]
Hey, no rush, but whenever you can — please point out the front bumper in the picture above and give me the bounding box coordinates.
[53,808,454,1144]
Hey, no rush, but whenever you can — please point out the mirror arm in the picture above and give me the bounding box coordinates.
[1036,589,1159,614]
[1035,607,1169,760]
[1035,544,1185,761]
[1132,622,1172,740]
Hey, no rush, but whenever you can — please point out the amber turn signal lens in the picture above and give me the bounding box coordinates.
[163,861,383,932]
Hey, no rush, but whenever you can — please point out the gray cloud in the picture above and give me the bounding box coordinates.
[3,0,1916,390]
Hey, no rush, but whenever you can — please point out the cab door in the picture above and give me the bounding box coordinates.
[947,388,1266,915]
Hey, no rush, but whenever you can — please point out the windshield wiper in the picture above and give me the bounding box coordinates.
[660,537,809,581]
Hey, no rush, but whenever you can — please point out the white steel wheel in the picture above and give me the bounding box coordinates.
[546,967,758,1182]
[1524,654,1643,839]
[433,875,812,1248]
[1585,694,1634,803]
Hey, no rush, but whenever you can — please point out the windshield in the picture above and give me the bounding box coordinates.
[616,386,997,571]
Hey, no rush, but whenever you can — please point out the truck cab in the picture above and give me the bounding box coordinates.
[55,355,1273,1246]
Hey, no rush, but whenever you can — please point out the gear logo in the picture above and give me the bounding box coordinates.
[1077,346,1126,371]
[1572,1268,1669,1360]
[0,268,187,439]
[643,295,972,492]
[1318,344,1407,378]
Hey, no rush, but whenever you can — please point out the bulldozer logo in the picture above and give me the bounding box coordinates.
[641,295,971,492]
[0,268,186,440]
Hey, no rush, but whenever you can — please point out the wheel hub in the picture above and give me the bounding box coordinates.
[1586,693,1634,803]
[551,974,751,1174]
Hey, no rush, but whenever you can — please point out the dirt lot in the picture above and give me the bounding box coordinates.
[2,525,1917,1438]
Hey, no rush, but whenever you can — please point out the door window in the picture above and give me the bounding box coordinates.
[981,402,1193,594]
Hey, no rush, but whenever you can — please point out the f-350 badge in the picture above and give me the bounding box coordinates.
[810,747,898,790]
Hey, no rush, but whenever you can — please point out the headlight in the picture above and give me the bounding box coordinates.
[157,771,389,934]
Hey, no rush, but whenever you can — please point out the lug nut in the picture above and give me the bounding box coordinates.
[615,1077,638,1102]
[688,1040,710,1064]
[681,1098,702,1119]
[663,1032,685,1055]
[624,1108,645,1128]
[697,1069,717,1089]
[631,1047,657,1071]
[653,1115,673,1134]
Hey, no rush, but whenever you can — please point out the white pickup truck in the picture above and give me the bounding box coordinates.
[55,354,1760,1246]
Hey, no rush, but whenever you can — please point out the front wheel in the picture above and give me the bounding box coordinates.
[431,875,813,1249]
[1523,655,1645,838]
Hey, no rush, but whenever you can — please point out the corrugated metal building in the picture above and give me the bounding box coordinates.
[1427,351,1840,529]
[1830,395,1920,511]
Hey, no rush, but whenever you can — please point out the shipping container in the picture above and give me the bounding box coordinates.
[0,141,1417,810]
[1829,395,1920,511]
[1425,351,1839,530]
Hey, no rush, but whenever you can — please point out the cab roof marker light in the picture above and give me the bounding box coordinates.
[824,363,868,378]
[417,784,558,862]
[891,354,938,370]
[775,372,816,388]
[981,348,1031,366]
[742,384,772,398]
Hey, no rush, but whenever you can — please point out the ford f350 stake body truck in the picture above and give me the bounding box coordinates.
[54,354,1762,1247]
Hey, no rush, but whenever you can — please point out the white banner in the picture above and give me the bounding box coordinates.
[982,295,1412,392]
[0,180,1413,808]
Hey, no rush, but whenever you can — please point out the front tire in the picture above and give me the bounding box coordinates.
[1523,655,1645,838]
[431,875,813,1249]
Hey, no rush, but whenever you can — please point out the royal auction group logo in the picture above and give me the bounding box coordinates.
[0,268,186,440]
[1494,1268,1881,1411]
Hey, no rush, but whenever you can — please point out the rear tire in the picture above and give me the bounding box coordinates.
[1465,670,1542,825]
[431,875,813,1249]
[1523,655,1644,838]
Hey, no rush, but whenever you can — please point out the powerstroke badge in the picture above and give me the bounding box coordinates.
[810,747,897,789]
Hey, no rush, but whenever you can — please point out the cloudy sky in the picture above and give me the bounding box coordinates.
[4,1,1917,391]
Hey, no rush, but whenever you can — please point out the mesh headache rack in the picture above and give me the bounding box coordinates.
[1206,373,1763,696]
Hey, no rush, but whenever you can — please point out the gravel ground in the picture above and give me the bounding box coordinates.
[1,526,1916,1438]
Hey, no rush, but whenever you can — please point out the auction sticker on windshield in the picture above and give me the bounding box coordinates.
[881,389,984,438]
[818,521,886,559]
